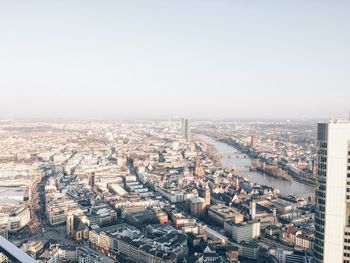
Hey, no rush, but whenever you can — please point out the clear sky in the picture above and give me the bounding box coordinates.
[0,1,349,120]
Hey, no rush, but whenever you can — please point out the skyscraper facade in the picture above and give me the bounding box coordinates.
[181,118,190,143]
[314,120,350,263]
[185,119,190,142]
[181,118,186,138]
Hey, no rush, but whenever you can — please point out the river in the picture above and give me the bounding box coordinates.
[198,135,314,195]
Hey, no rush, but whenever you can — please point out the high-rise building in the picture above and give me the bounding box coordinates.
[181,118,185,138]
[314,120,350,263]
[185,119,190,142]
[181,118,190,142]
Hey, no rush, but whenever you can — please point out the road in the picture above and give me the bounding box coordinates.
[259,236,293,250]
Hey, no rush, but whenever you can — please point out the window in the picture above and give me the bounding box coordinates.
[320,142,327,148]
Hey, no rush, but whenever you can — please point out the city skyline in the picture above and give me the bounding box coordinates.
[1,1,349,119]
[2,1,350,262]
[0,118,320,262]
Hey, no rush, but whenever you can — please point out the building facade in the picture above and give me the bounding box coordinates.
[224,220,260,243]
[208,205,244,227]
[0,205,31,232]
[314,121,350,263]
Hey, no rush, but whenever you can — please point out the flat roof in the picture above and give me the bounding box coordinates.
[0,236,36,263]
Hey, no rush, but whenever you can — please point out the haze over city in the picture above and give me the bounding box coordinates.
[1,1,349,120]
[2,2,350,263]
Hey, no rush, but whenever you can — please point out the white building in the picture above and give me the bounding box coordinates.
[0,206,31,232]
[314,121,350,263]
[154,186,187,203]
[224,219,260,243]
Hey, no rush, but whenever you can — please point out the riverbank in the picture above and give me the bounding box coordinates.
[204,143,222,167]
[219,137,316,187]
[196,134,315,195]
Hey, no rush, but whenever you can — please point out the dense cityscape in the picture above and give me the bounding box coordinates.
[0,118,330,263]
[1,1,349,262]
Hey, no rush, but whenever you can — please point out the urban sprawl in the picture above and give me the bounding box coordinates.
[0,119,332,263]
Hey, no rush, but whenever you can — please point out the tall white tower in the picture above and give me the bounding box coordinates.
[181,118,185,138]
[314,120,350,263]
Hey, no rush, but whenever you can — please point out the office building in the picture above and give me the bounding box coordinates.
[239,241,259,260]
[181,118,185,138]
[208,205,244,227]
[188,197,206,217]
[314,120,350,263]
[0,205,31,232]
[224,220,260,243]
[181,118,190,143]
[185,119,190,142]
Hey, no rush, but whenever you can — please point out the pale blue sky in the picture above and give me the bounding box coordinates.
[0,1,349,119]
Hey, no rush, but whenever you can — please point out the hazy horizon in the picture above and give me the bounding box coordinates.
[1,1,349,119]
[0,117,341,123]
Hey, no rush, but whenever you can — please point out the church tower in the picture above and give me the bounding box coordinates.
[66,209,74,237]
